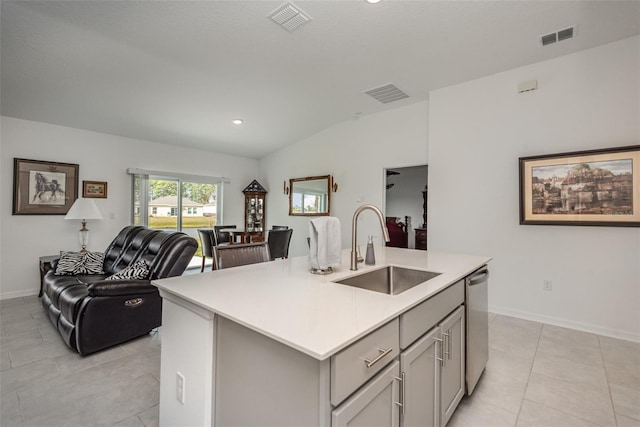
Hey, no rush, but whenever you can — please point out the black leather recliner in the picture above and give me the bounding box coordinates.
[41,225,198,355]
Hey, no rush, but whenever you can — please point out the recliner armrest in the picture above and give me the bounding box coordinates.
[87,280,158,297]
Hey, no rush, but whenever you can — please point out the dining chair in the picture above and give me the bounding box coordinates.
[271,225,289,230]
[212,242,271,270]
[197,229,216,272]
[214,224,237,245]
[268,229,293,260]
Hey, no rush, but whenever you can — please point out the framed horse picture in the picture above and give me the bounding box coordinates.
[13,158,79,215]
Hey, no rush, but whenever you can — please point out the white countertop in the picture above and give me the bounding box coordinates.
[153,247,491,360]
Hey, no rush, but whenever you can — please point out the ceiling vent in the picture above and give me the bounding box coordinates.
[268,2,312,32]
[540,25,577,46]
[364,83,410,104]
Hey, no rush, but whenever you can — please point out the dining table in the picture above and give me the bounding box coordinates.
[221,228,264,244]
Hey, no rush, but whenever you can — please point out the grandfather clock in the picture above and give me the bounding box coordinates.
[415,187,428,250]
[421,187,428,228]
[242,180,268,241]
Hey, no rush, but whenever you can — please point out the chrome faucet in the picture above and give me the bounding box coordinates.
[351,204,390,271]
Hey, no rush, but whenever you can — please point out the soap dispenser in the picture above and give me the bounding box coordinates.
[365,235,376,265]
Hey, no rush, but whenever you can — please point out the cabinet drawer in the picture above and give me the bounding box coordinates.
[399,280,464,349]
[330,318,399,406]
[332,360,400,427]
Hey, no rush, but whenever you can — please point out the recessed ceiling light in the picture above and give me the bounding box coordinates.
[365,0,382,4]
[232,119,244,125]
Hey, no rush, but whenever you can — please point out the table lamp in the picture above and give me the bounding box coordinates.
[64,198,103,252]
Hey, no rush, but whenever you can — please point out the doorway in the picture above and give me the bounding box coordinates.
[384,165,428,249]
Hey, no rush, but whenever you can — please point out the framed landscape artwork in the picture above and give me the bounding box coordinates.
[519,145,640,227]
[83,180,108,198]
[13,158,79,215]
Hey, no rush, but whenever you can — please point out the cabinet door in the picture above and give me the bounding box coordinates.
[400,326,440,427]
[439,306,465,427]
[332,361,400,427]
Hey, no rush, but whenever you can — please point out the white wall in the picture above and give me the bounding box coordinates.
[259,101,428,258]
[1,117,259,299]
[429,36,640,341]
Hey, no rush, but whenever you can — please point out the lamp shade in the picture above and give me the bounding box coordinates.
[65,198,103,220]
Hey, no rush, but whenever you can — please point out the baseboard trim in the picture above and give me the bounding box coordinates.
[489,304,640,343]
[0,289,39,301]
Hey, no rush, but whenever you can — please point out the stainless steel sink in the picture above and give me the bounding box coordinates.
[334,266,441,295]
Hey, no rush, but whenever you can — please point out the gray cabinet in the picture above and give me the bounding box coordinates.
[439,306,465,426]
[399,305,465,427]
[332,361,401,427]
[160,279,471,427]
[331,319,399,406]
[333,306,465,427]
[400,327,440,427]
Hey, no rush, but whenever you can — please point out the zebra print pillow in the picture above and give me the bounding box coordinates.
[105,259,150,281]
[82,251,105,274]
[54,252,84,275]
[54,251,105,275]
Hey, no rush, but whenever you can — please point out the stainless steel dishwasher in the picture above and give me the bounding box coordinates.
[465,265,489,395]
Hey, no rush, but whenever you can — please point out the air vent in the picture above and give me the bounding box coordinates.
[268,2,312,32]
[364,83,410,104]
[557,27,574,42]
[541,33,557,46]
[540,25,577,46]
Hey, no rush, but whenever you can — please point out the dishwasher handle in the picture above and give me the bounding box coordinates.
[466,268,489,286]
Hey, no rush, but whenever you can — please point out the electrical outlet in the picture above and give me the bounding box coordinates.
[176,372,185,404]
[543,280,552,291]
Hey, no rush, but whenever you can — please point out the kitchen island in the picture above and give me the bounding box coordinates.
[154,247,490,426]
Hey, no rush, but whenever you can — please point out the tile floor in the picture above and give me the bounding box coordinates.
[1,296,639,426]
[1,296,161,426]
[449,313,640,427]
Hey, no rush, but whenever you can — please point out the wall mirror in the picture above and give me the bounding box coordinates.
[289,175,331,216]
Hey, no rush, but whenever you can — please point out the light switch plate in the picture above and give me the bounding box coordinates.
[176,372,185,404]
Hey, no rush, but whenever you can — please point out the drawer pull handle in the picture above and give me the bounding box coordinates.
[364,347,393,368]
[435,336,444,366]
[393,372,406,416]
[443,330,451,360]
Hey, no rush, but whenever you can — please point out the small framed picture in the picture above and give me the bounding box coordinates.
[13,158,79,215]
[83,181,108,199]
[519,145,640,227]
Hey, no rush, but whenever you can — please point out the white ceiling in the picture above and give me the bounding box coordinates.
[2,1,639,159]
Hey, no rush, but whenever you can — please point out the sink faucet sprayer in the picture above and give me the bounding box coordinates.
[351,204,390,271]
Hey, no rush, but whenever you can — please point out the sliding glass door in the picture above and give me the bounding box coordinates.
[132,174,220,270]
[179,180,217,233]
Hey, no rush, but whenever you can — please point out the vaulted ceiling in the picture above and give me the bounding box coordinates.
[2,1,639,159]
